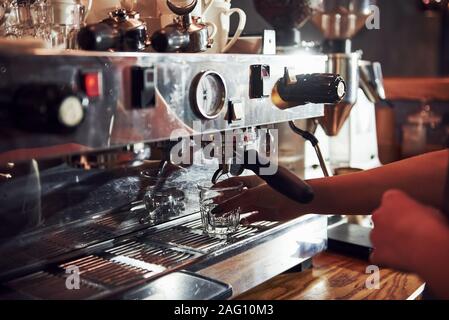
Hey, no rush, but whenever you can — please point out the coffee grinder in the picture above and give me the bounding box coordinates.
[309,0,386,175]
[255,0,386,177]
[309,0,386,258]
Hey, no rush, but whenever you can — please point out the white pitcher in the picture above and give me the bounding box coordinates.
[203,0,246,53]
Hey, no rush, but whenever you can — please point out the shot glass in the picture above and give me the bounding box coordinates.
[50,1,87,49]
[198,180,243,238]
[4,0,34,38]
[141,170,185,221]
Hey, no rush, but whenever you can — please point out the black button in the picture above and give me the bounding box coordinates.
[131,66,156,109]
[249,65,270,99]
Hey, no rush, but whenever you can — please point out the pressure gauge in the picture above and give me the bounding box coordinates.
[190,71,228,120]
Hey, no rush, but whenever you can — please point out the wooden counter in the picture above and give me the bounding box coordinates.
[196,218,324,298]
[384,77,449,101]
[236,252,425,300]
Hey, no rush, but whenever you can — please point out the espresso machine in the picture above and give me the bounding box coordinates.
[0,0,350,299]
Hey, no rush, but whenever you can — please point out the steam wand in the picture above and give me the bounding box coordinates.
[288,121,330,177]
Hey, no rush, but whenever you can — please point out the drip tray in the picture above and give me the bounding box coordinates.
[7,272,103,300]
[2,241,202,300]
[0,210,156,277]
[0,216,283,300]
[122,271,232,300]
[149,219,280,254]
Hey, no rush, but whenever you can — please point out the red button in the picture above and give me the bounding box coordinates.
[83,73,101,98]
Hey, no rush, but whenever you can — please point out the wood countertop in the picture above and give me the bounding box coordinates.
[384,77,449,101]
[196,218,321,299]
[236,252,425,300]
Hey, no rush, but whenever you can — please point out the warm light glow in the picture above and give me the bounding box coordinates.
[83,73,101,98]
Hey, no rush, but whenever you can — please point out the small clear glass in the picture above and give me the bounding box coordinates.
[50,1,87,49]
[198,181,243,238]
[1,0,84,48]
[30,0,53,43]
[0,1,10,24]
[141,170,185,221]
[3,0,35,38]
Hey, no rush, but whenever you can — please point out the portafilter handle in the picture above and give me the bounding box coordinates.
[241,149,315,204]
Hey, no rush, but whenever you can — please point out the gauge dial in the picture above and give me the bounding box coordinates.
[191,71,227,120]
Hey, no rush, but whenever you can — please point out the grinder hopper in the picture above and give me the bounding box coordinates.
[312,0,375,49]
[311,0,376,136]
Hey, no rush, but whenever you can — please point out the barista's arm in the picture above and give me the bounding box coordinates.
[304,149,448,215]
[370,189,449,299]
[216,149,448,221]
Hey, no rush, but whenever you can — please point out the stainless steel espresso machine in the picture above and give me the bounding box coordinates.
[0,1,348,299]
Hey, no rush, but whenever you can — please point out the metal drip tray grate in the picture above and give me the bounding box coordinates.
[106,241,197,268]
[60,255,150,288]
[46,226,115,249]
[6,272,102,300]
[0,225,116,275]
[1,240,202,299]
[59,241,200,288]
[1,214,280,299]
[150,219,280,253]
[93,212,145,232]
[0,240,67,273]
[0,212,149,277]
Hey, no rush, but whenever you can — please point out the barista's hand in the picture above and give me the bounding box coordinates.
[213,176,304,224]
[215,175,266,189]
[370,190,449,274]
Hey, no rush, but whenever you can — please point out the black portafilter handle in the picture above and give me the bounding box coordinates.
[241,149,314,204]
[273,69,346,109]
[151,24,190,52]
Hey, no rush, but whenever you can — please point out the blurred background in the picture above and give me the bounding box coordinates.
[232,0,444,77]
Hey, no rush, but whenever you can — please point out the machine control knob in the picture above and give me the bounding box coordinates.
[272,68,346,109]
[250,64,271,99]
[225,100,244,123]
[14,84,88,132]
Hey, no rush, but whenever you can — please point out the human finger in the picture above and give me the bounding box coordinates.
[211,189,256,215]
[214,175,265,189]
